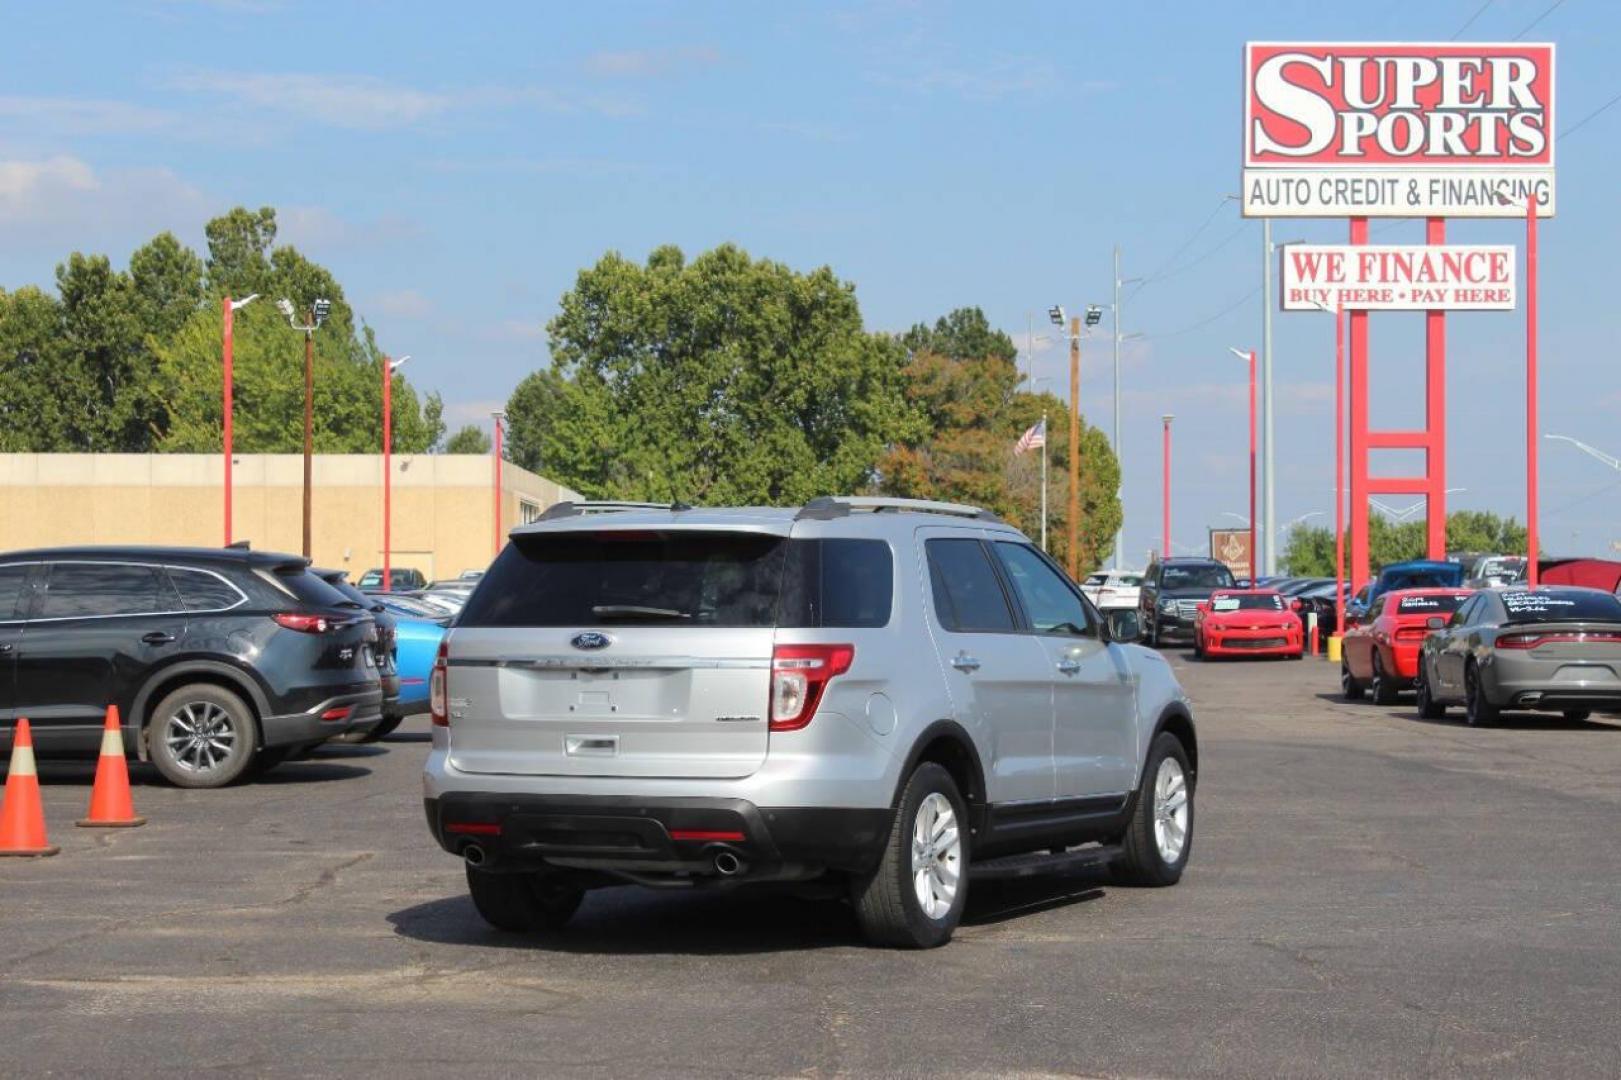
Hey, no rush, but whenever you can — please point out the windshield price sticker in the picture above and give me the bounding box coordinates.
[1504,593,1575,612]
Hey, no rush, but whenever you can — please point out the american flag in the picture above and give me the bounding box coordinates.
[1014,418,1046,455]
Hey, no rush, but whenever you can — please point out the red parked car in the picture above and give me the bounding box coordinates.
[1341,587,1473,705]
[1193,589,1304,660]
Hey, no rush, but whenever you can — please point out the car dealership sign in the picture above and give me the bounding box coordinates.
[1243,42,1554,218]
[1280,243,1517,311]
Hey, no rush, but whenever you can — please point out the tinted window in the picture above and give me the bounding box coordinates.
[1396,593,1469,615]
[168,568,245,612]
[779,539,893,629]
[1161,563,1236,590]
[927,539,1015,632]
[275,567,354,609]
[1501,589,1621,623]
[461,531,788,628]
[0,564,30,620]
[39,563,168,618]
[994,543,1092,635]
[1210,592,1286,612]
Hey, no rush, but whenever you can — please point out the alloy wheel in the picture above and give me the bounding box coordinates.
[910,792,962,920]
[1152,757,1190,865]
[164,701,239,774]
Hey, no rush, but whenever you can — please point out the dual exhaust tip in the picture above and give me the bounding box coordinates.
[461,842,745,877]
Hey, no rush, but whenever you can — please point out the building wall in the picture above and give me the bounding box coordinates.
[0,454,580,580]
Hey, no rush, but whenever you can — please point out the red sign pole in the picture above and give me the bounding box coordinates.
[382,355,393,592]
[1426,218,1448,561]
[1334,306,1346,636]
[1348,217,1370,595]
[1526,197,1540,586]
[221,297,234,547]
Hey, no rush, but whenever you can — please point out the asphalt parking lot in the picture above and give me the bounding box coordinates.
[3,653,1619,1078]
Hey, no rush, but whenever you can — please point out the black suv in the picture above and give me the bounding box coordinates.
[1138,557,1238,647]
[0,547,384,787]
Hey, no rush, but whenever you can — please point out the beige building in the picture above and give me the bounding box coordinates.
[0,453,580,581]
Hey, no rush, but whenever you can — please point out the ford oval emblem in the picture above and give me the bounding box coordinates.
[571,631,613,651]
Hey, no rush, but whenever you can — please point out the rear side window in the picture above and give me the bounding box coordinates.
[779,539,893,629]
[461,531,788,628]
[39,563,174,618]
[927,539,1015,632]
[168,568,246,612]
[0,564,30,620]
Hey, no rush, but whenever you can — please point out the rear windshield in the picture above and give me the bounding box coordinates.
[1502,590,1621,623]
[1382,566,1465,590]
[275,567,354,609]
[1163,564,1236,590]
[458,531,893,629]
[1210,593,1284,612]
[1396,593,1468,615]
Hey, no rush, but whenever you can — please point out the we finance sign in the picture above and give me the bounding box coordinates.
[1243,43,1554,218]
[1280,244,1517,311]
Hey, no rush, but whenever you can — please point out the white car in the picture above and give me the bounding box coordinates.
[1084,570,1144,611]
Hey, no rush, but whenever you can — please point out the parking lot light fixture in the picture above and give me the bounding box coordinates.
[1229,346,1258,583]
[1161,414,1175,559]
[221,293,260,546]
[382,355,410,592]
[279,298,334,559]
[1545,434,1621,472]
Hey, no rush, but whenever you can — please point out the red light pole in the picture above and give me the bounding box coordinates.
[380,355,409,592]
[1229,347,1257,581]
[220,294,258,545]
[1333,306,1346,634]
[492,411,506,558]
[1161,414,1174,558]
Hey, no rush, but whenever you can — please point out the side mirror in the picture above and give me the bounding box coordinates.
[1426,615,1446,630]
[1105,609,1142,644]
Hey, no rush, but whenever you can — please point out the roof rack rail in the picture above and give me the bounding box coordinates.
[797,496,1000,522]
[536,499,694,522]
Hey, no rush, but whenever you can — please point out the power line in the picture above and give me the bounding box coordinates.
[1142,221,1250,285]
[1449,0,1494,39]
[1560,88,1621,140]
[1128,197,1232,300]
[1141,285,1261,341]
[1513,0,1563,38]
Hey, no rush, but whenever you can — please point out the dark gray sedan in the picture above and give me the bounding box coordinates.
[1415,587,1621,725]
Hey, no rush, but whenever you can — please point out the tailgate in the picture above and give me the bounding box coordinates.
[445,626,773,779]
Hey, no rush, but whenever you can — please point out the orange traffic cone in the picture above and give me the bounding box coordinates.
[77,705,145,829]
[0,718,60,857]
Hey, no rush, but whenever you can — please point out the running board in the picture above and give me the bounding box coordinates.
[969,843,1122,881]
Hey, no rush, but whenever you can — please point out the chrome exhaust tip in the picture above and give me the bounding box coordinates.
[463,843,487,867]
[713,851,743,876]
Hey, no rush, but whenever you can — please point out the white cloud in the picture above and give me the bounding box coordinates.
[0,96,178,136]
[444,399,507,427]
[371,289,434,319]
[167,70,640,130]
[492,319,546,341]
[875,55,1062,102]
[584,46,721,79]
[277,205,421,251]
[0,155,211,248]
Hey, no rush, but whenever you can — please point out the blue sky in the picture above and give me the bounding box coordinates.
[3,1,1618,565]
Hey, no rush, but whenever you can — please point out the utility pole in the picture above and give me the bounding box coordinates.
[1067,316,1081,579]
[1261,218,1276,577]
[275,297,330,561]
[1112,246,1123,570]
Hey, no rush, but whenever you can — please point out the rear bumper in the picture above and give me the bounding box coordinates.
[261,687,384,747]
[424,793,892,883]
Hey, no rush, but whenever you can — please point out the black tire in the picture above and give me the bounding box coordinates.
[1564,709,1592,722]
[145,683,257,788]
[1464,661,1499,727]
[1341,657,1365,701]
[1371,651,1399,706]
[852,762,969,949]
[1146,616,1161,649]
[465,866,584,933]
[1115,732,1195,887]
[1192,634,1204,660]
[1415,658,1446,719]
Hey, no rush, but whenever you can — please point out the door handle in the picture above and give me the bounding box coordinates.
[1056,658,1082,675]
[0,643,11,654]
[141,631,177,646]
[950,653,981,673]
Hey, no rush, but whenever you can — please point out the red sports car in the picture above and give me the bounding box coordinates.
[1193,589,1304,660]
[1341,587,1473,705]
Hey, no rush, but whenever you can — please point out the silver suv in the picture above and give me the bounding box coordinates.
[423,497,1198,948]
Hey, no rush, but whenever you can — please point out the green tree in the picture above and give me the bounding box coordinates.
[504,244,919,503]
[0,287,78,451]
[444,424,492,454]
[877,310,1120,575]
[1282,510,1532,576]
[130,232,205,340]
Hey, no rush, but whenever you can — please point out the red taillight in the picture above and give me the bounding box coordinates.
[445,822,500,836]
[1395,627,1429,643]
[320,705,352,722]
[769,643,854,732]
[669,829,746,842]
[429,641,449,726]
[274,612,331,634]
[1499,631,1621,650]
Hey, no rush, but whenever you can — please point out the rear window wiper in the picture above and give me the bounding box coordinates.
[590,604,692,620]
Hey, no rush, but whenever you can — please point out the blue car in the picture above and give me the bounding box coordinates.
[1348,559,1466,623]
[389,615,445,721]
